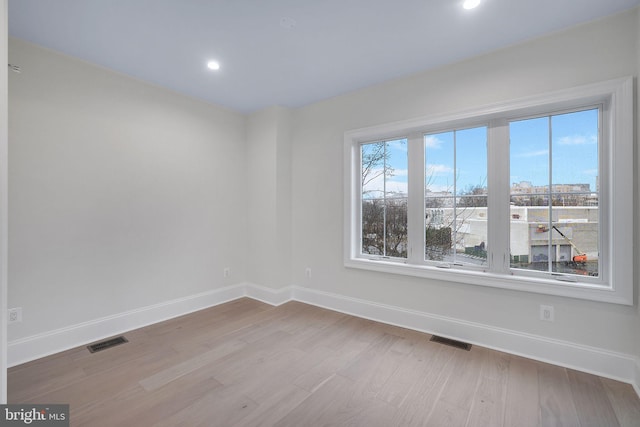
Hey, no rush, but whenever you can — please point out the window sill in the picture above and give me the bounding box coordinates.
[344,257,630,305]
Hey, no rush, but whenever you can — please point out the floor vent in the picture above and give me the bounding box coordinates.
[430,335,472,351]
[87,336,128,353]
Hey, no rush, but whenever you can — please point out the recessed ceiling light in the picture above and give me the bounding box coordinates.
[463,0,481,10]
[207,60,220,71]
[280,17,297,30]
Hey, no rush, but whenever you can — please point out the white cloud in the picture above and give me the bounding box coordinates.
[424,135,444,149]
[515,149,548,158]
[557,134,597,145]
[363,167,407,180]
[426,164,453,176]
[362,169,408,196]
[386,180,408,195]
[425,184,453,193]
[387,140,407,152]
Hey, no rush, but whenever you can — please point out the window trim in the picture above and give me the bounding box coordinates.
[344,77,633,305]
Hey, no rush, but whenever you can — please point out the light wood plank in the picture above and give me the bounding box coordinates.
[139,338,247,391]
[504,356,541,427]
[7,298,640,427]
[437,346,486,410]
[567,369,620,427]
[391,345,457,427]
[482,347,510,383]
[601,378,640,427]
[466,376,505,427]
[234,384,310,427]
[273,374,355,427]
[7,353,87,403]
[376,339,438,407]
[275,374,397,427]
[75,352,230,426]
[154,383,258,427]
[428,400,470,427]
[30,342,182,413]
[538,363,580,427]
[293,342,367,393]
[338,332,400,380]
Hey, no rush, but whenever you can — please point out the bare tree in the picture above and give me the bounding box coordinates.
[425,182,488,262]
[361,142,393,193]
[361,141,407,257]
[361,142,487,261]
[457,184,488,207]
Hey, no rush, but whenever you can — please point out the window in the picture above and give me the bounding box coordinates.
[424,126,488,266]
[361,139,408,258]
[344,78,633,304]
[509,109,600,277]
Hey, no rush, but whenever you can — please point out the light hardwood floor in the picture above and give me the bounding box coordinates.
[8,298,640,426]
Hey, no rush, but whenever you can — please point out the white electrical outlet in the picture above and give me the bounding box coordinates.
[223,267,231,278]
[540,305,554,322]
[8,307,22,324]
[305,267,312,278]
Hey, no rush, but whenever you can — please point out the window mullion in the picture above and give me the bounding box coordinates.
[547,116,553,273]
[382,142,387,257]
[452,131,457,264]
[487,119,510,274]
[406,133,424,265]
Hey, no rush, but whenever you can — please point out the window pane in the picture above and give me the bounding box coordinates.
[510,116,550,193]
[361,139,407,258]
[425,127,487,265]
[362,142,385,199]
[425,131,454,194]
[425,201,454,261]
[456,127,488,196]
[510,109,599,277]
[457,196,488,265]
[385,139,408,199]
[552,109,598,193]
[362,198,384,255]
[385,198,408,258]
[551,110,599,277]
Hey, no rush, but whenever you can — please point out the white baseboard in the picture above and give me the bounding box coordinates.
[8,282,640,400]
[243,283,293,306]
[8,283,246,367]
[292,286,640,390]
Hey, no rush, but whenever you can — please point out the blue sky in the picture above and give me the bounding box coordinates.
[510,108,598,191]
[425,126,487,194]
[363,108,599,197]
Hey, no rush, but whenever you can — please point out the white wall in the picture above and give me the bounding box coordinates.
[8,39,247,341]
[636,9,640,380]
[1,0,8,404]
[246,106,292,289]
[290,10,640,358]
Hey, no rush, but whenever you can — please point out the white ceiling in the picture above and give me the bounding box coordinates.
[8,0,640,113]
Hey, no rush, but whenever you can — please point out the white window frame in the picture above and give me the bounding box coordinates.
[344,77,633,305]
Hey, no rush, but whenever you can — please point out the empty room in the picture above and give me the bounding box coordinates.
[1,0,640,426]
